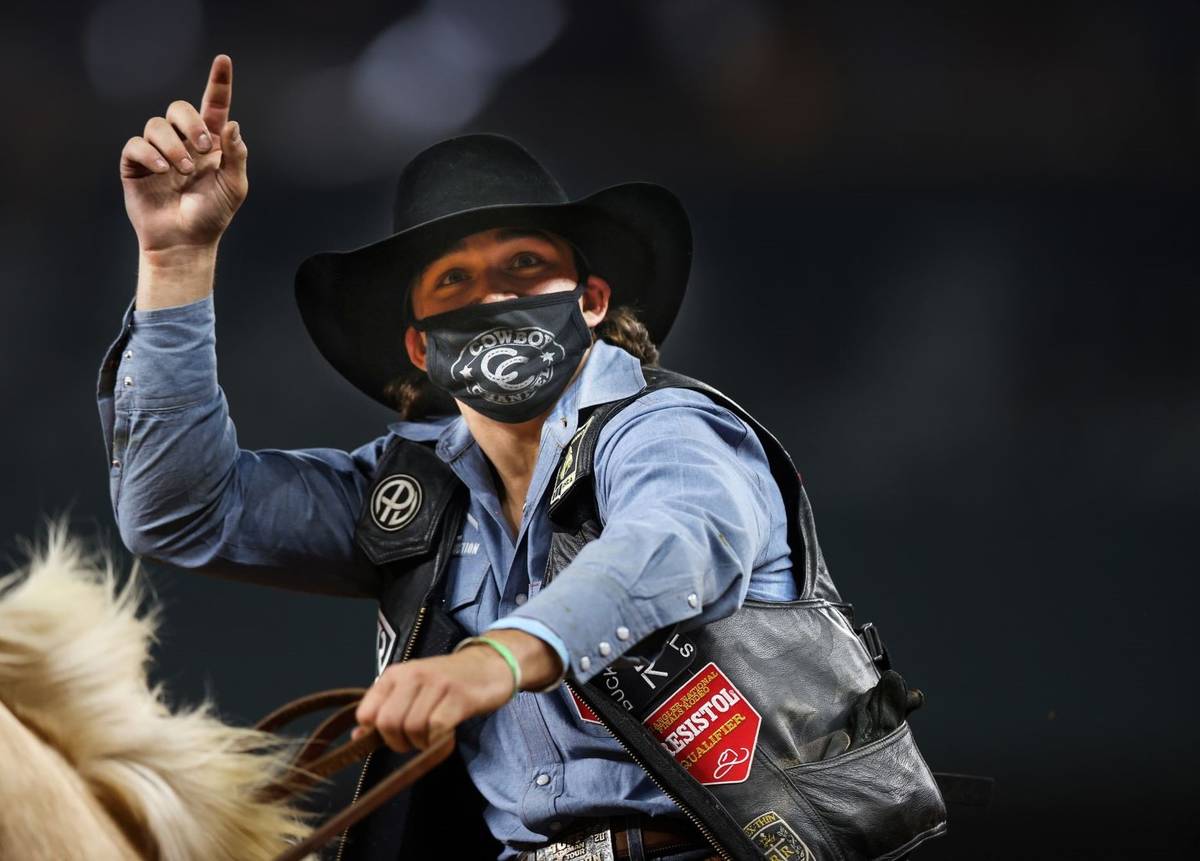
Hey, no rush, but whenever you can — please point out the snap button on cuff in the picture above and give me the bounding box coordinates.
[616,626,630,641]
[687,593,699,608]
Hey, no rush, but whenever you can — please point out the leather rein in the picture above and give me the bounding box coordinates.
[253,688,453,861]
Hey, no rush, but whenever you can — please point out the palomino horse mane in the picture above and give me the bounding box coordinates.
[0,518,315,860]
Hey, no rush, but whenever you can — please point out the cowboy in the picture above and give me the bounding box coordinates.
[101,55,946,860]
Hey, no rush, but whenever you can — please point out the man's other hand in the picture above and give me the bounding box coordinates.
[353,629,565,752]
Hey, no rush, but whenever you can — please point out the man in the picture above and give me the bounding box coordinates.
[101,55,945,860]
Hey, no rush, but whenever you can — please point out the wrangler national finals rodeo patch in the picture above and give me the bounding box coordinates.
[643,662,761,785]
[742,811,816,861]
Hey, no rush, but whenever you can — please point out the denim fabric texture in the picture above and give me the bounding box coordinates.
[96,292,800,855]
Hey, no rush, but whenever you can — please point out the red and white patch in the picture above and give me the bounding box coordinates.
[642,662,761,785]
[569,688,603,725]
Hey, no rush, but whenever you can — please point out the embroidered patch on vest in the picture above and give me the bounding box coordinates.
[743,811,816,861]
[370,474,423,532]
[588,632,697,717]
[550,414,595,506]
[643,662,762,785]
[568,688,603,725]
[376,610,397,677]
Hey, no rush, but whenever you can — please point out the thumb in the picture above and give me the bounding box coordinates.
[218,120,248,186]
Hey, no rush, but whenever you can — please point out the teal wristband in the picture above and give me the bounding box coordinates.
[454,635,522,700]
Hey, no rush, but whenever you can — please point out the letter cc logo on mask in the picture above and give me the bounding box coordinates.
[451,326,567,406]
[370,474,423,531]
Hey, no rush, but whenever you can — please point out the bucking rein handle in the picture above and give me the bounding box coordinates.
[255,687,456,861]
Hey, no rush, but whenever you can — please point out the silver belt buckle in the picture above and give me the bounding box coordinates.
[533,819,615,861]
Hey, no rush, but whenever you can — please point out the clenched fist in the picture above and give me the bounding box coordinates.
[120,54,247,254]
[352,629,565,753]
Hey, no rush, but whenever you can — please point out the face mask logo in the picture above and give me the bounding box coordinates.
[451,326,567,407]
[415,279,593,423]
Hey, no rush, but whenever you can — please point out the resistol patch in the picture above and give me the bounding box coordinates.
[643,662,761,785]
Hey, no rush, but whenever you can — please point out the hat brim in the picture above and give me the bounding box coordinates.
[294,182,692,411]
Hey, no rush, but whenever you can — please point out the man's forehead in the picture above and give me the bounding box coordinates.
[433,226,564,259]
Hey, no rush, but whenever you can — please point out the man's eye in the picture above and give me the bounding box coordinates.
[437,269,469,287]
[511,252,543,269]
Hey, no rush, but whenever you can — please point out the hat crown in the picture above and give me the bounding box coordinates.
[392,134,569,233]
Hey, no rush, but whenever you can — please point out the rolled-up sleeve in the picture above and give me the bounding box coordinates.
[96,293,386,598]
[497,390,778,683]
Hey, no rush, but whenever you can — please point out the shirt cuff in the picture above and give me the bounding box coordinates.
[117,293,219,410]
[501,566,701,684]
[485,617,570,691]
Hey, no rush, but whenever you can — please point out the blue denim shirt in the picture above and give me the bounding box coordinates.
[96,293,799,854]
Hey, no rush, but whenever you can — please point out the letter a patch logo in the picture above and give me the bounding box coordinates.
[376,610,397,677]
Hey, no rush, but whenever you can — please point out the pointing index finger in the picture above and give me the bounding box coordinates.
[200,54,233,134]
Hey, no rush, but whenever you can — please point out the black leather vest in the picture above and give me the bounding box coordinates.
[340,368,947,861]
[543,368,947,860]
[339,438,501,861]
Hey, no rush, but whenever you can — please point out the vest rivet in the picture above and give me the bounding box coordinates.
[598,642,612,657]
[687,593,699,608]
[615,626,630,641]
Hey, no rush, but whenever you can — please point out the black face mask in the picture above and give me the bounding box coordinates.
[411,280,592,423]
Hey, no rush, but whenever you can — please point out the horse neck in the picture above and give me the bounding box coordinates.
[0,700,142,860]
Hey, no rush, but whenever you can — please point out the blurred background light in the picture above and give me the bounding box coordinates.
[648,0,772,96]
[272,0,565,185]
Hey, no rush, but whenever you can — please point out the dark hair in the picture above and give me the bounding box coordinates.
[382,304,660,421]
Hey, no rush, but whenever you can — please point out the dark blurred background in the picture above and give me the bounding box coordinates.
[2,0,1197,857]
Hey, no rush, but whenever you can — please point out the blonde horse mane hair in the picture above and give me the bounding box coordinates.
[0,518,314,860]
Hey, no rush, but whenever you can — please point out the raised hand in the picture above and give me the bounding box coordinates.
[120,54,248,254]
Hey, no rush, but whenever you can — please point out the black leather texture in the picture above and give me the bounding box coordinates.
[355,436,464,566]
[549,369,949,860]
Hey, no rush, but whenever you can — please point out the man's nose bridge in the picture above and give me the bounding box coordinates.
[477,267,518,304]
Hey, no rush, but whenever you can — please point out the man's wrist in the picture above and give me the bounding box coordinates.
[136,244,219,312]
[478,628,565,692]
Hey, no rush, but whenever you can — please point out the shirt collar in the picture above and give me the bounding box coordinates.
[388,340,648,463]
[385,412,457,442]
[562,339,647,415]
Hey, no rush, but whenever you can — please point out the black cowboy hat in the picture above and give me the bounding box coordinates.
[294,133,692,411]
